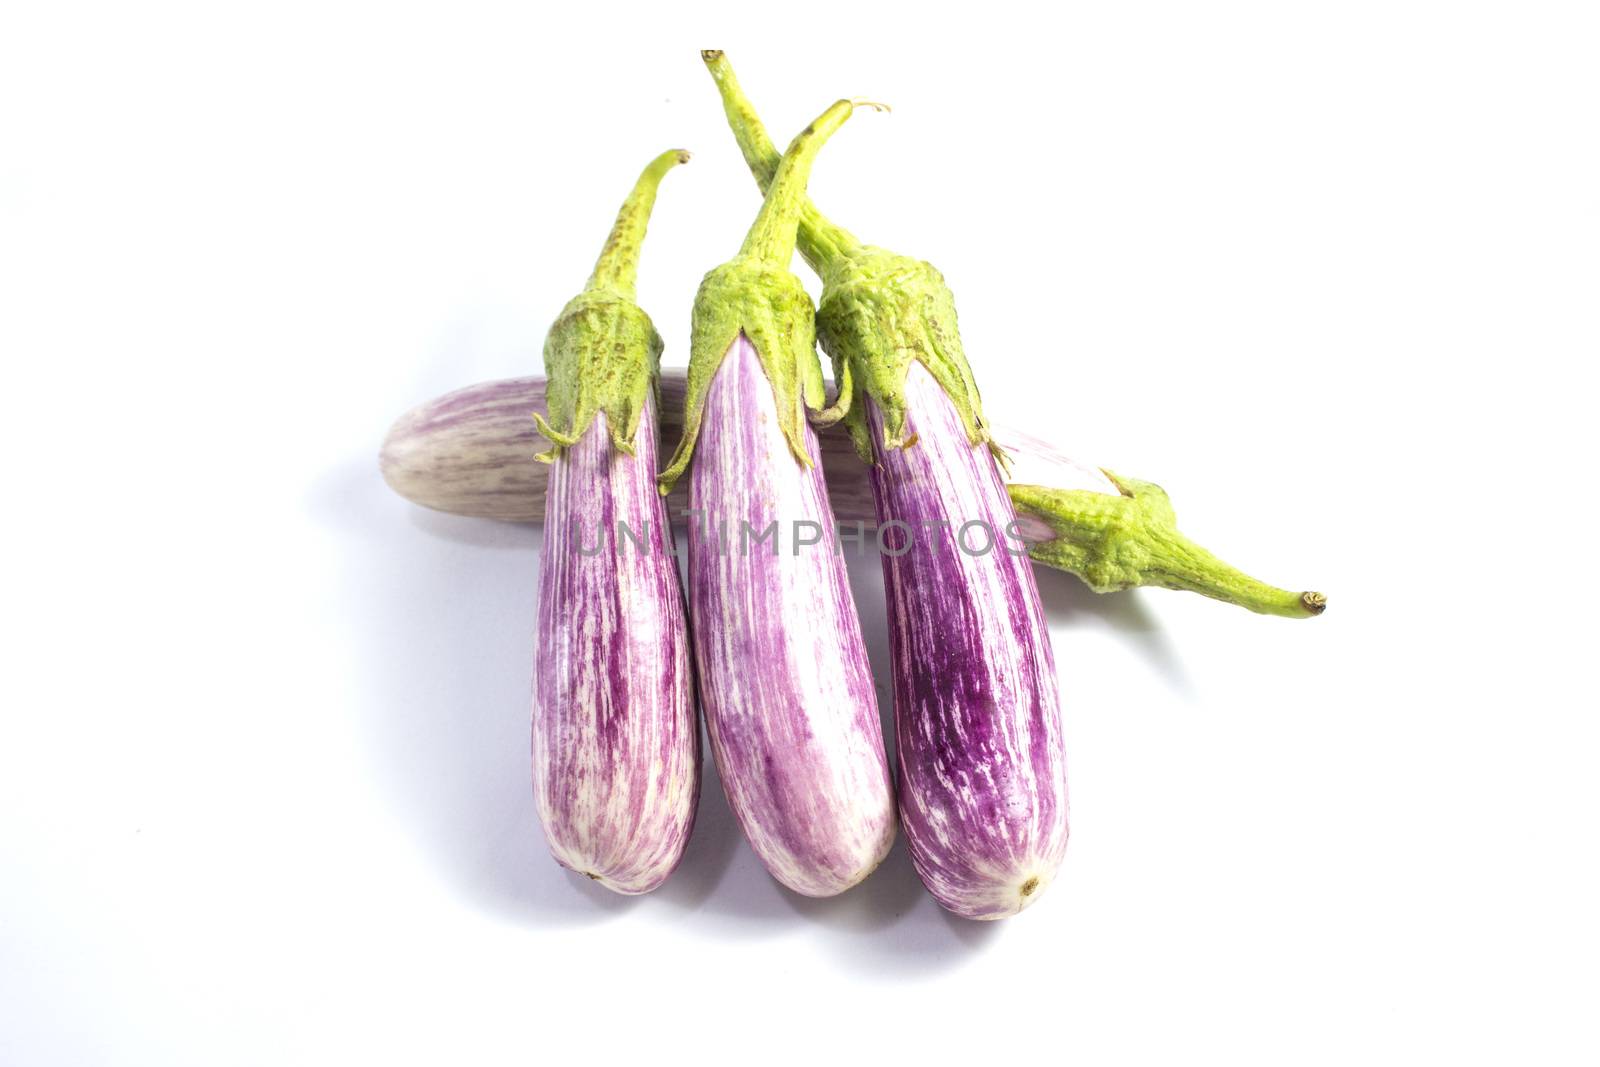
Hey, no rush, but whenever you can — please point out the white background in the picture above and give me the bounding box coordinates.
[3,5,1597,1064]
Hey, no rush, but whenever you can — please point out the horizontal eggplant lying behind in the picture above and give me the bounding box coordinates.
[382,371,1109,526]
[381,372,1325,618]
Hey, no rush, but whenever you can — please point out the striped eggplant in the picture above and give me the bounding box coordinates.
[655,100,896,896]
[528,149,698,893]
[867,364,1068,918]
[381,371,1326,619]
[703,51,1069,917]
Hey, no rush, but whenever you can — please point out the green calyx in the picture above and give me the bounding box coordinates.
[534,148,689,461]
[1008,473,1328,619]
[701,49,997,465]
[817,249,995,464]
[658,98,873,493]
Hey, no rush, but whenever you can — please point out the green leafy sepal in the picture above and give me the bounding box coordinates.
[816,247,998,467]
[656,260,826,490]
[533,292,663,461]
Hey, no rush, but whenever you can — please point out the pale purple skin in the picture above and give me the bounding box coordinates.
[531,395,700,894]
[868,363,1070,920]
[687,335,896,897]
[378,372,1115,527]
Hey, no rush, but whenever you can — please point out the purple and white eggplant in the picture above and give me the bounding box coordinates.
[656,99,896,897]
[528,149,698,893]
[705,51,1073,917]
[869,365,1067,917]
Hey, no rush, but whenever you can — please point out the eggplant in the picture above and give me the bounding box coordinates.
[528,149,698,893]
[655,100,896,896]
[380,371,1326,618]
[867,363,1067,917]
[703,51,1072,917]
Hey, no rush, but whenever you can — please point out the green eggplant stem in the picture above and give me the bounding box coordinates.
[1009,475,1327,619]
[533,149,687,461]
[702,49,863,272]
[700,50,998,462]
[656,97,877,493]
[585,148,692,301]
[737,98,884,267]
